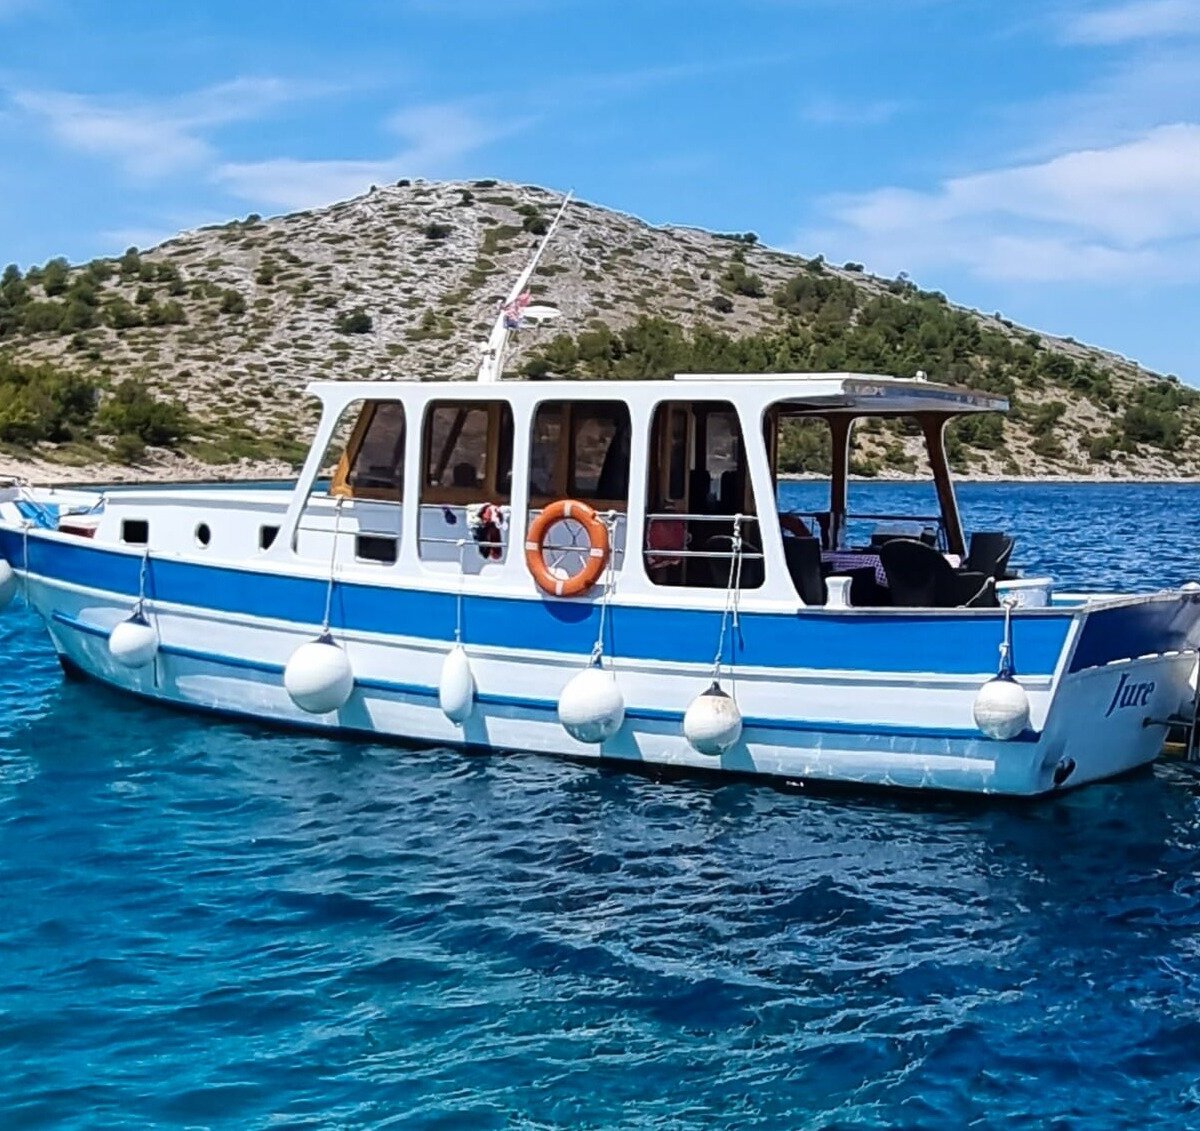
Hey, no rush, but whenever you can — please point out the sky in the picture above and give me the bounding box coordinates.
[1,0,1198,381]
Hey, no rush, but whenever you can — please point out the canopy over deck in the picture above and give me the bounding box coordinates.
[674,372,1008,416]
[307,372,1008,418]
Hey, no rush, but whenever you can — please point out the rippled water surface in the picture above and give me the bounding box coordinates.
[4,483,1200,1128]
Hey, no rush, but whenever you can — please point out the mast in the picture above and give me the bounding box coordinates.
[476,191,573,383]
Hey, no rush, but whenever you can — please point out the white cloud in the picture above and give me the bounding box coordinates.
[9,77,319,179]
[799,123,1200,283]
[1016,43,1200,158]
[214,101,529,210]
[1064,0,1200,44]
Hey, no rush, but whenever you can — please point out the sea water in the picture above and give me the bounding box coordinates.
[2,482,1200,1129]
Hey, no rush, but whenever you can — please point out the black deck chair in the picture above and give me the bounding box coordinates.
[880,539,996,608]
[965,531,1015,580]
[783,536,826,606]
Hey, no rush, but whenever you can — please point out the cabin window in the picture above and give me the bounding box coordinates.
[295,399,407,563]
[525,400,632,582]
[419,400,514,566]
[422,401,513,501]
[346,402,406,497]
[328,400,407,502]
[528,400,631,506]
[645,401,761,588]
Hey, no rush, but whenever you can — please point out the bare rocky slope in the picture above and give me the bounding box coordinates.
[1,178,1196,483]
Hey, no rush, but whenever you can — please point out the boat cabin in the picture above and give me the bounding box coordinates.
[286,371,1007,608]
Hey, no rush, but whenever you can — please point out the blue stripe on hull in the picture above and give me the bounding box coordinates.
[1068,596,1200,673]
[7,528,1075,675]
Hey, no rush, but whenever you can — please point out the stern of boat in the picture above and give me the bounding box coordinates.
[1026,589,1200,792]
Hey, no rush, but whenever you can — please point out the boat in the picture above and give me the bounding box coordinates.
[2,201,1199,796]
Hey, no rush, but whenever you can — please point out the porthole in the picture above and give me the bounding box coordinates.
[195,522,211,547]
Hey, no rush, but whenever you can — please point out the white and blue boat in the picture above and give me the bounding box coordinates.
[2,212,1198,796]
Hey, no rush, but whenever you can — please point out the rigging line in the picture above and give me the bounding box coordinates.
[320,497,345,635]
[454,538,468,644]
[710,514,744,682]
[589,512,619,666]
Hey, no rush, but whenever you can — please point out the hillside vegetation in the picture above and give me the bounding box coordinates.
[0,179,1196,481]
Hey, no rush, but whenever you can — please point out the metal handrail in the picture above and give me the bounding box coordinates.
[646,548,765,561]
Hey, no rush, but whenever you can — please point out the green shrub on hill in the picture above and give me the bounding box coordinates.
[720,250,765,298]
[98,379,190,447]
[335,308,373,334]
[0,356,98,444]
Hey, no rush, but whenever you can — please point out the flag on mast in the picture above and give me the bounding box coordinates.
[502,289,532,330]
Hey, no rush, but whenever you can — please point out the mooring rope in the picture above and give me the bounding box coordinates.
[997,596,1016,678]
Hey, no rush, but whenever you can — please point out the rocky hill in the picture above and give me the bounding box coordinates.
[1,178,1197,482]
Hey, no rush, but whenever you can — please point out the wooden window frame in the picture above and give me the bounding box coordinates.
[331,401,406,502]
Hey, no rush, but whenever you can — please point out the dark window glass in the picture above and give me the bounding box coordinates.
[121,519,148,545]
[570,402,631,500]
[348,401,406,494]
[529,405,562,497]
[356,534,398,564]
[423,402,513,498]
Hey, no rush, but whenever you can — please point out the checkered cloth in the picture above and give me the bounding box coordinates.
[821,551,887,587]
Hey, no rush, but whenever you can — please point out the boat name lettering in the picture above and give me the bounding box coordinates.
[1103,672,1155,717]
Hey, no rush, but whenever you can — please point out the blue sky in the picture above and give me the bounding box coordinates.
[1,0,1198,380]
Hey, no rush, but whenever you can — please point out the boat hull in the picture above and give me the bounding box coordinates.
[16,557,1197,798]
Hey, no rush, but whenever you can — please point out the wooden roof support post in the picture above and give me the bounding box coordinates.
[829,415,853,550]
[920,415,966,557]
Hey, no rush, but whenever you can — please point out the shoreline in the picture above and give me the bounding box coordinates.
[778,471,1200,485]
[7,464,1200,491]
[5,451,1200,491]
[0,451,296,489]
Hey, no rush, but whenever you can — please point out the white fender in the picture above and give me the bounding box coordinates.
[0,560,15,609]
[438,644,476,724]
[558,664,625,744]
[972,675,1030,741]
[684,681,743,756]
[108,612,159,669]
[284,634,354,714]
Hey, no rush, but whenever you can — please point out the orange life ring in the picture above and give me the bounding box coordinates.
[525,499,610,597]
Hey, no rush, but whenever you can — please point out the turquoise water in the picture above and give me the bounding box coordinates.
[3,483,1200,1128]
